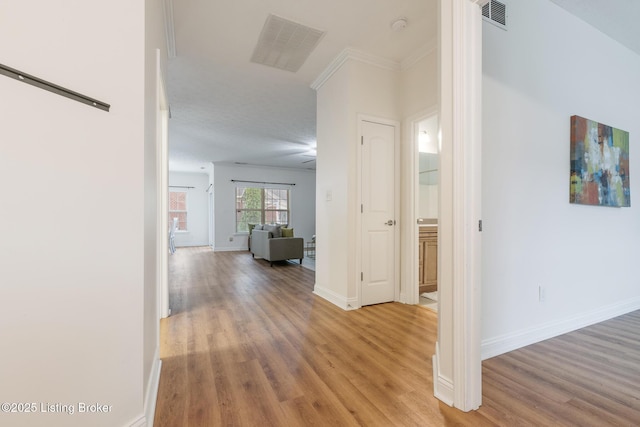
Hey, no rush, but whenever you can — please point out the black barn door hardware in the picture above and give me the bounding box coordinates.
[0,63,110,112]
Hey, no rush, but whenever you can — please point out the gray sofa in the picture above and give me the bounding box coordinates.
[251,229,303,267]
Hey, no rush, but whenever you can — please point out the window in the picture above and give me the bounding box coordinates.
[236,187,289,232]
[169,191,188,231]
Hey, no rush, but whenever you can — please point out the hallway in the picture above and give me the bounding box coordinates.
[154,247,640,426]
[154,247,458,425]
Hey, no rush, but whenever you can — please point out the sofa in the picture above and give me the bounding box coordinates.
[250,226,304,267]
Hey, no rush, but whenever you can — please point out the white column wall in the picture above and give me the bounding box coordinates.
[314,59,399,308]
[435,0,486,411]
[315,65,353,306]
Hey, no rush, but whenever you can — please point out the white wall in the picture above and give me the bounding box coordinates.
[482,0,640,358]
[315,64,352,306]
[315,58,401,307]
[417,113,440,219]
[419,185,438,218]
[169,172,210,247]
[400,48,438,119]
[315,47,440,308]
[0,1,162,426]
[212,163,316,251]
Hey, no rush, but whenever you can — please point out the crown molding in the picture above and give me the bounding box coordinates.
[163,0,176,59]
[401,39,438,71]
[310,47,400,91]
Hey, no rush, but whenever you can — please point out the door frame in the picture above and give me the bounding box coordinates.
[402,107,439,306]
[156,49,170,320]
[208,187,214,248]
[433,0,486,411]
[356,115,401,308]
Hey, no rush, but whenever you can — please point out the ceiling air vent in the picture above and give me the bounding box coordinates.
[482,0,507,30]
[251,14,325,73]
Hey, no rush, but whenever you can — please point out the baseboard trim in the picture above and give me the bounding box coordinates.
[213,247,248,252]
[128,416,146,427]
[399,290,408,305]
[144,353,162,427]
[127,350,162,426]
[175,242,209,248]
[313,285,358,310]
[432,343,454,406]
[481,297,640,360]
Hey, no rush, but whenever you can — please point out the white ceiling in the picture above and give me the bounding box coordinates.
[167,0,437,172]
[166,0,640,173]
[549,0,640,56]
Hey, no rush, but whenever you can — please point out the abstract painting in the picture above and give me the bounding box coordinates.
[570,115,630,207]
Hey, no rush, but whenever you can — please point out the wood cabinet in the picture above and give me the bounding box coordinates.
[418,226,438,294]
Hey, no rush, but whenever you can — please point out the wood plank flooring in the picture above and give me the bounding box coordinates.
[155,247,640,426]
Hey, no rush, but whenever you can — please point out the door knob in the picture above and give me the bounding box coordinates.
[385,220,395,226]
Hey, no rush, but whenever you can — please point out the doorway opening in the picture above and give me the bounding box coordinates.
[416,114,439,311]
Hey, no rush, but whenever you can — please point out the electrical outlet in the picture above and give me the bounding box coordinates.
[229,236,233,242]
[538,285,546,302]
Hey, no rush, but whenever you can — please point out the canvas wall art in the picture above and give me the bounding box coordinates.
[570,115,630,207]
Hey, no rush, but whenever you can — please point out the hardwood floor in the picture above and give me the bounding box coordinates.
[155,247,640,426]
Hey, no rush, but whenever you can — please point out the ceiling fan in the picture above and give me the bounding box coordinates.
[301,156,316,164]
[274,141,316,164]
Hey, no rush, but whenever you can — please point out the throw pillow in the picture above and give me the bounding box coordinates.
[264,224,282,238]
[281,227,294,237]
[253,224,264,231]
[248,223,257,235]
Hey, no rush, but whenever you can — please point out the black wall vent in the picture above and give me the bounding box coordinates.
[482,0,507,29]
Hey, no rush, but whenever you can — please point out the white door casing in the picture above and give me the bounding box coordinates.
[402,109,439,306]
[156,49,170,320]
[433,0,485,412]
[360,118,399,306]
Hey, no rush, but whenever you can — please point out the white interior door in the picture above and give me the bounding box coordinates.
[361,120,397,306]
